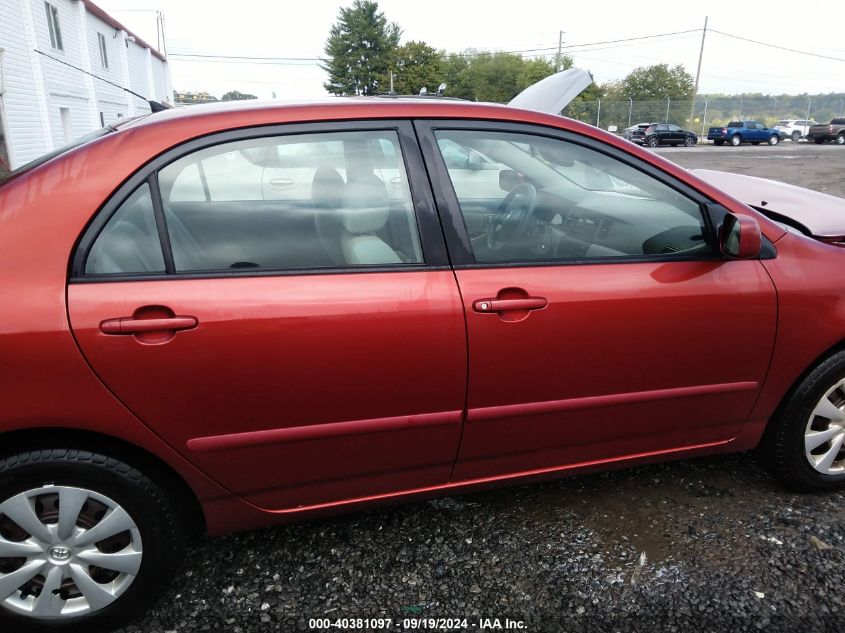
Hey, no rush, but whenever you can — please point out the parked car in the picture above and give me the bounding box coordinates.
[806,118,845,144]
[774,119,820,141]
[632,123,698,147]
[622,122,656,142]
[3,83,845,631]
[707,120,780,146]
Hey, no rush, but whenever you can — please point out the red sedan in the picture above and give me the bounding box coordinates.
[1,96,844,631]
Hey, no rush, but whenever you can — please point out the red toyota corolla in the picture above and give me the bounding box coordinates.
[1,92,845,631]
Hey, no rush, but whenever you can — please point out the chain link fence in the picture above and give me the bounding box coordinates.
[563,96,845,136]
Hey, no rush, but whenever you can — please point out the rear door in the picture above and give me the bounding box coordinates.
[68,122,467,511]
[417,120,777,480]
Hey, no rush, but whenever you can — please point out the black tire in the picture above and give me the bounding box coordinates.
[730,135,742,146]
[761,351,845,491]
[684,136,696,147]
[646,136,660,148]
[0,449,188,632]
[791,131,801,141]
[714,140,724,146]
[837,134,845,145]
[768,135,779,145]
[814,138,825,144]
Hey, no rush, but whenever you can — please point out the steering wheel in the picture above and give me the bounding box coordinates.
[487,183,539,251]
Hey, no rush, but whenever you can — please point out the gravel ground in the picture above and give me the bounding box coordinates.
[119,142,845,633]
[657,142,845,198]
[121,456,845,633]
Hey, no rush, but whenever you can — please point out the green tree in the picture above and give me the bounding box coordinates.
[221,90,257,101]
[322,0,401,95]
[383,40,444,95]
[441,51,562,103]
[618,64,695,101]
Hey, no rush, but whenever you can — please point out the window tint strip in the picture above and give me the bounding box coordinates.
[148,173,176,274]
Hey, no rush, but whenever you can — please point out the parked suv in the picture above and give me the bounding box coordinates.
[632,123,698,147]
[622,122,657,142]
[807,118,845,144]
[774,119,820,141]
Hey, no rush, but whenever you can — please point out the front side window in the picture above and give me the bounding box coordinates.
[89,130,422,275]
[44,2,63,50]
[433,129,709,264]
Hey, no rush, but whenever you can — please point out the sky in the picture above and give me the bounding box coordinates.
[99,0,845,100]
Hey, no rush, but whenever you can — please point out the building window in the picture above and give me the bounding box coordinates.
[44,2,63,51]
[97,33,108,68]
[60,107,72,143]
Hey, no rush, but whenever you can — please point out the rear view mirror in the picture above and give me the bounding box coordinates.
[719,213,762,259]
[499,170,522,191]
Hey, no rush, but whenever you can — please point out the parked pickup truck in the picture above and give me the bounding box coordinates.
[806,118,845,144]
[707,121,780,146]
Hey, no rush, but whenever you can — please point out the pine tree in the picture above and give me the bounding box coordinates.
[322,1,401,95]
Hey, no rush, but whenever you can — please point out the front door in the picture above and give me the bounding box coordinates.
[418,122,777,481]
[68,124,467,510]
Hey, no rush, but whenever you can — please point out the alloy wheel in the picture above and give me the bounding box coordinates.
[0,485,142,619]
[805,379,845,475]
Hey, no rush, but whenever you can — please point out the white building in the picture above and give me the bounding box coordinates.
[0,0,172,173]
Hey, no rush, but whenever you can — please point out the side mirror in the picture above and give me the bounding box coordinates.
[719,213,762,259]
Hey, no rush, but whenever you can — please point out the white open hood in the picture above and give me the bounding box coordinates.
[508,68,594,115]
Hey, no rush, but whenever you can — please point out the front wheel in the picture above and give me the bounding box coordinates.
[684,136,696,147]
[837,134,845,145]
[0,450,187,632]
[762,351,845,491]
[768,135,780,145]
[730,135,742,146]
[791,131,801,141]
[646,136,660,148]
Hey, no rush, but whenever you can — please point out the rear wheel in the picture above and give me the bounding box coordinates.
[791,131,801,141]
[0,449,187,632]
[730,135,742,146]
[768,135,780,145]
[837,134,845,145]
[646,136,660,148]
[714,140,724,146]
[762,351,845,491]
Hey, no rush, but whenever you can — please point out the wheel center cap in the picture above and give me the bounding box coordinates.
[49,545,72,562]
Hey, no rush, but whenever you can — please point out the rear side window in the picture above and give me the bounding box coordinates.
[85,130,424,275]
[727,121,742,128]
[86,183,165,274]
[832,118,845,125]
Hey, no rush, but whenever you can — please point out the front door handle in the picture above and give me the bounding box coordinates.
[100,316,198,334]
[473,297,547,313]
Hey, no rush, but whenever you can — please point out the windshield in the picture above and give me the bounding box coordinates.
[0,127,113,186]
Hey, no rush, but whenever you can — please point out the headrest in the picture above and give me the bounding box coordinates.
[342,178,390,234]
[311,167,345,209]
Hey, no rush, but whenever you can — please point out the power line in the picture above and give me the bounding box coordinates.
[169,28,706,64]
[34,49,153,102]
[709,29,845,63]
[170,52,321,62]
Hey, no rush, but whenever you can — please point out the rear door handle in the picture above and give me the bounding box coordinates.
[473,297,547,313]
[100,316,198,334]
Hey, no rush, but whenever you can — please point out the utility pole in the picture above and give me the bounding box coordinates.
[556,30,564,72]
[389,71,394,94]
[688,16,708,129]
